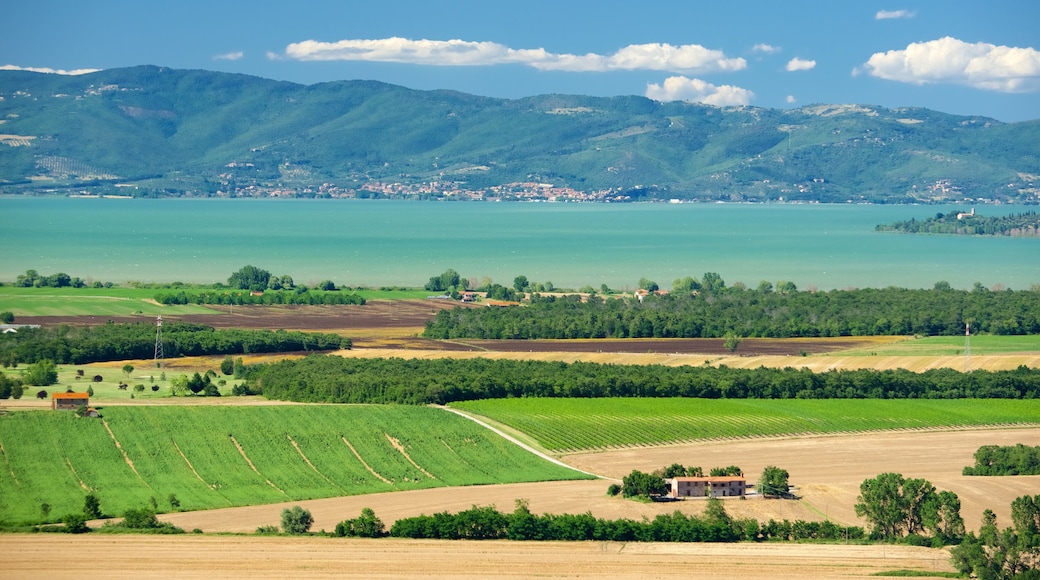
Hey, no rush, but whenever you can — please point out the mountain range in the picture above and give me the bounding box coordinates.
[1,65,1037,203]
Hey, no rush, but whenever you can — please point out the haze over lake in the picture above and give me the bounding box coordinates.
[2,198,1037,291]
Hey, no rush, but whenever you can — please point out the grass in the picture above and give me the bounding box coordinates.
[449,398,1040,453]
[836,334,1040,356]
[0,286,220,317]
[0,405,592,525]
[3,362,244,403]
[0,285,430,316]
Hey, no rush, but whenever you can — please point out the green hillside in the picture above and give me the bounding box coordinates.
[1,66,1037,203]
[0,405,590,525]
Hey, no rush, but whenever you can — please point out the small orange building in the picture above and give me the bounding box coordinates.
[666,476,746,498]
[52,392,90,411]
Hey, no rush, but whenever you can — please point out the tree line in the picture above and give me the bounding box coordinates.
[423,284,1040,339]
[244,355,1040,405]
[877,210,1040,237]
[963,444,1040,476]
[384,499,864,543]
[0,321,348,366]
[153,288,365,306]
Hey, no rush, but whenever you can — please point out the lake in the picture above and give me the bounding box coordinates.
[1,197,1037,291]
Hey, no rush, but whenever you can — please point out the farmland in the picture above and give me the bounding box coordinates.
[450,398,1040,452]
[0,405,591,525]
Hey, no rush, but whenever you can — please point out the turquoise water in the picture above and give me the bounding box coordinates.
[1,198,1037,290]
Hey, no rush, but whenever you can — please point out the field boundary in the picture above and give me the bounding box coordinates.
[230,435,287,497]
[440,406,607,479]
[101,419,150,488]
[385,433,437,480]
[288,435,341,490]
[554,422,1040,455]
[342,436,393,485]
[0,438,19,486]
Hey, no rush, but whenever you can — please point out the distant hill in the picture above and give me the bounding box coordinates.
[0,65,1037,203]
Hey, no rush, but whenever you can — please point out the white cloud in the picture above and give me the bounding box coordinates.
[752,43,781,54]
[876,9,916,20]
[645,76,754,106]
[786,95,797,104]
[214,51,244,61]
[0,64,99,75]
[786,57,816,72]
[282,37,746,73]
[863,36,1040,92]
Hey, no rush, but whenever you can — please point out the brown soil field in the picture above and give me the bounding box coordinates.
[0,534,955,579]
[20,301,1038,371]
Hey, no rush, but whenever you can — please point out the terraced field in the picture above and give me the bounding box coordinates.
[0,405,591,524]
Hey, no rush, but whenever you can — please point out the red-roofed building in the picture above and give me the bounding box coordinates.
[52,392,89,411]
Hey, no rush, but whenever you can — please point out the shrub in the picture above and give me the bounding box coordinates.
[334,508,386,538]
[61,513,90,534]
[255,525,279,535]
[281,506,313,534]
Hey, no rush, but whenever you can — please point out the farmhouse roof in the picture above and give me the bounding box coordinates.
[52,392,90,399]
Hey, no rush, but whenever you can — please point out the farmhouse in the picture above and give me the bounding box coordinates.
[52,392,90,411]
[666,476,746,498]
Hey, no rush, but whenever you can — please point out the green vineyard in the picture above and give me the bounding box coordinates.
[450,398,1040,453]
[0,405,592,525]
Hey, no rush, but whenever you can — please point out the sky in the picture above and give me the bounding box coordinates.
[2,0,1039,122]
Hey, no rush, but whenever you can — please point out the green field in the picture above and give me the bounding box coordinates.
[0,405,592,525]
[838,334,1040,356]
[0,287,220,317]
[0,285,432,317]
[450,398,1040,453]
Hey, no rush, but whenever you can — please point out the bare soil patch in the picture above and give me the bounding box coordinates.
[0,534,955,579]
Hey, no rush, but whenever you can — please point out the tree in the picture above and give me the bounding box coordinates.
[121,507,159,529]
[133,384,145,396]
[318,280,336,291]
[757,466,790,498]
[334,507,386,537]
[854,473,955,542]
[701,272,726,293]
[168,493,181,510]
[228,265,271,291]
[723,331,741,353]
[220,356,235,375]
[40,502,52,524]
[280,506,313,534]
[855,472,908,539]
[36,389,48,399]
[186,372,206,395]
[513,275,529,293]
[61,513,89,533]
[661,463,689,478]
[621,469,667,498]
[122,364,134,378]
[84,493,102,519]
[0,311,13,324]
[24,359,58,386]
[638,278,659,292]
[425,268,462,293]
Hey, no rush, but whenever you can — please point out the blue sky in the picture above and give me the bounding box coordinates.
[3,0,1039,122]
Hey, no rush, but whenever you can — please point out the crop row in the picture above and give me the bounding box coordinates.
[0,405,590,525]
[450,398,1040,452]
